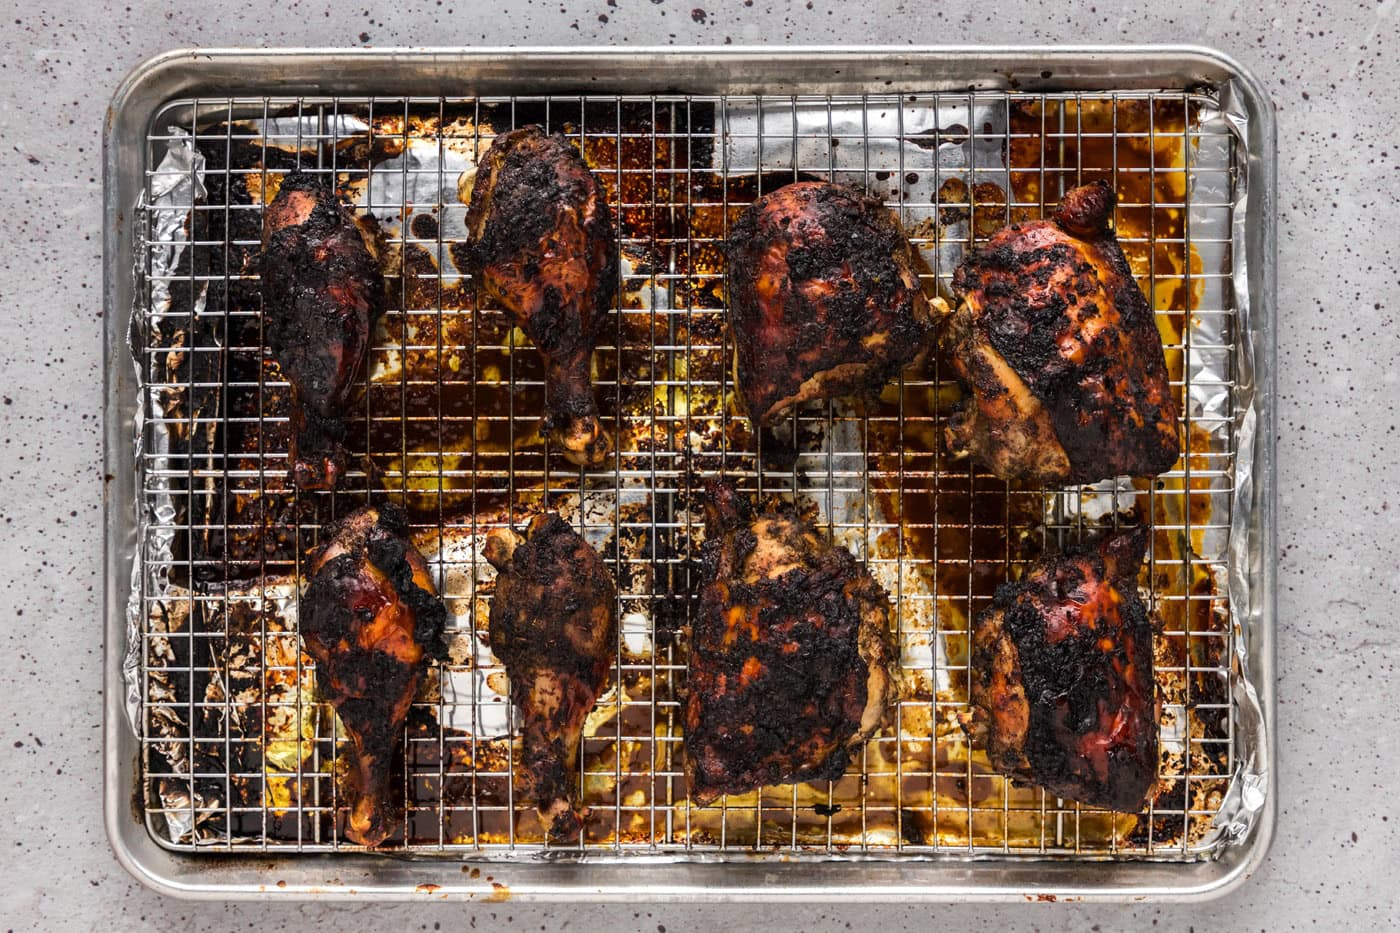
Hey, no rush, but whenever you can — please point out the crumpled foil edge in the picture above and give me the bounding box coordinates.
[124,128,207,737]
[1207,77,1269,850]
[124,128,210,842]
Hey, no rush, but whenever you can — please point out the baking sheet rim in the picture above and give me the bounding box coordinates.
[101,44,1278,902]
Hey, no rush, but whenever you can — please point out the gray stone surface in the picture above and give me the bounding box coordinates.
[2,0,1397,929]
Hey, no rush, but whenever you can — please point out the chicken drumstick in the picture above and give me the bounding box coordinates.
[485,512,618,841]
[300,505,448,846]
[457,126,618,468]
[261,172,383,490]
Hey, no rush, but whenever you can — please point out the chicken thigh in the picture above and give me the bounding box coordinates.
[684,479,895,805]
[726,181,933,427]
[968,526,1159,812]
[261,172,383,490]
[300,505,449,845]
[484,513,618,841]
[941,182,1180,486]
[456,126,618,468]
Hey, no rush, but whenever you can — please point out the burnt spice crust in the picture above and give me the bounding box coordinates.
[260,171,384,491]
[955,241,1092,389]
[304,505,449,662]
[483,510,617,841]
[296,503,445,843]
[300,551,371,662]
[367,535,450,663]
[979,530,1158,811]
[726,181,931,424]
[947,182,1180,483]
[261,172,383,412]
[488,512,617,685]
[453,126,620,344]
[686,488,891,799]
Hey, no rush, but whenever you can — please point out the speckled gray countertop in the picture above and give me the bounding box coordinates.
[2,1,1397,930]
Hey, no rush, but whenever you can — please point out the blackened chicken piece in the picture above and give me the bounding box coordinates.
[457,126,618,467]
[726,181,933,427]
[684,479,895,805]
[968,527,1159,812]
[301,505,448,846]
[484,513,618,841]
[261,172,383,490]
[941,182,1180,485]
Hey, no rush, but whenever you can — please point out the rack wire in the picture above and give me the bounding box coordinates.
[134,89,1240,860]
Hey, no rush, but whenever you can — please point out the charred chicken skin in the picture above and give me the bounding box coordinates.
[484,513,618,841]
[941,182,1180,486]
[684,479,895,805]
[261,172,383,490]
[726,181,934,426]
[457,126,618,468]
[968,527,1159,812]
[301,505,449,846]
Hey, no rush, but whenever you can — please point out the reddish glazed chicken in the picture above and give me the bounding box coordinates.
[457,126,618,468]
[300,505,449,846]
[684,480,895,805]
[726,181,933,426]
[261,172,383,490]
[968,527,1159,812]
[485,513,618,842]
[941,182,1180,486]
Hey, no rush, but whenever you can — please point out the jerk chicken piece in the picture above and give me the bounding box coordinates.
[301,505,449,846]
[456,126,618,467]
[726,181,934,427]
[968,526,1159,812]
[941,181,1180,486]
[261,172,383,490]
[684,479,895,805]
[484,513,618,841]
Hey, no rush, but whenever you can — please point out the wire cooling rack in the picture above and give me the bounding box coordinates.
[133,89,1241,860]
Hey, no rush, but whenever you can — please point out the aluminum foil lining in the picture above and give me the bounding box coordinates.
[125,87,1267,853]
[123,128,206,737]
[1215,78,1269,845]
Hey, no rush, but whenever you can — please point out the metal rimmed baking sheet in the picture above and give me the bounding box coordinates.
[103,46,1276,901]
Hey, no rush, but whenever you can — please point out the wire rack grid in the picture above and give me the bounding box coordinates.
[134,88,1240,861]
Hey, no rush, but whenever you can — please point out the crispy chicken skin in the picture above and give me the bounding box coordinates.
[726,181,933,426]
[968,527,1159,812]
[301,505,449,846]
[261,172,383,490]
[456,126,618,468]
[684,479,895,805]
[484,513,618,842]
[941,182,1180,485]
